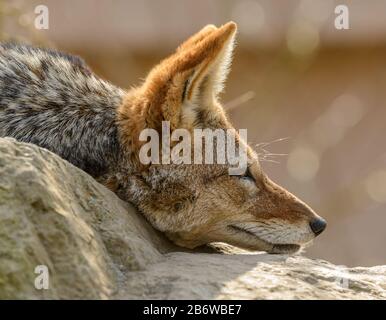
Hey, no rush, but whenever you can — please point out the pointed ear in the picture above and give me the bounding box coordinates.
[176,24,217,53]
[142,22,237,130]
[184,22,237,102]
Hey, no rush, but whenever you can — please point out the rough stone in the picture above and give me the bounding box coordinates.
[0,138,385,299]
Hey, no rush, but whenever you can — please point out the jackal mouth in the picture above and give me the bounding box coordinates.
[270,243,301,254]
[228,225,301,254]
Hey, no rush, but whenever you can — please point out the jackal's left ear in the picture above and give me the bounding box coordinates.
[142,22,237,129]
[183,22,237,103]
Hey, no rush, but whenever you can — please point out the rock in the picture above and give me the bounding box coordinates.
[0,137,385,299]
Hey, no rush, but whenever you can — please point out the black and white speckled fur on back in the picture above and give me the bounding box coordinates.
[0,43,125,178]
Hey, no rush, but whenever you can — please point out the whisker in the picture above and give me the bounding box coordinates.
[259,159,280,164]
[254,137,291,165]
[255,137,291,147]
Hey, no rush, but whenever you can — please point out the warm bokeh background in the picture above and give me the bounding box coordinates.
[2,0,385,266]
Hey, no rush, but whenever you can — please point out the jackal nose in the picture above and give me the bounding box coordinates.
[309,218,327,236]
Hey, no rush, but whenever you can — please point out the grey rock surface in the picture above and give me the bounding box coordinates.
[0,138,385,299]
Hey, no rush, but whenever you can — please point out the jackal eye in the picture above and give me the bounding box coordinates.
[241,167,255,182]
[239,172,259,196]
[173,202,183,212]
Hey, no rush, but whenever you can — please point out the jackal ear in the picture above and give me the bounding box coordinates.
[176,24,217,53]
[142,22,237,129]
[183,22,237,103]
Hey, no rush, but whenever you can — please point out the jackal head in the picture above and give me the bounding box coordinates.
[117,22,326,254]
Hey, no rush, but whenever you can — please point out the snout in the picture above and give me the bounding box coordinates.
[309,217,327,236]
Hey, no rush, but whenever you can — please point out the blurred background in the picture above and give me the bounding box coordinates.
[2,0,385,267]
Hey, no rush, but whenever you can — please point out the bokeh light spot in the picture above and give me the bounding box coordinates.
[297,0,334,24]
[309,93,364,150]
[365,170,386,203]
[287,147,320,181]
[231,0,265,36]
[329,94,365,128]
[286,21,320,56]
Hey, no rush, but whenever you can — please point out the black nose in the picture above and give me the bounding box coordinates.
[309,218,327,236]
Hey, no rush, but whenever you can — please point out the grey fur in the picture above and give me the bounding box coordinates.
[0,43,126,177]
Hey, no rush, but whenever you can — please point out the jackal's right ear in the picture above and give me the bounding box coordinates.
[140,22,237,130]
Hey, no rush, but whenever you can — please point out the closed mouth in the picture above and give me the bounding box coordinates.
[269,243,301,254]
[228,224,301,254]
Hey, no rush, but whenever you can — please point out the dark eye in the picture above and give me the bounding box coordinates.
[174,202,183,212]
[240,167,255,182]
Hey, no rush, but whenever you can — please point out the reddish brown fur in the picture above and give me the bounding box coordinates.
[113,22,326,253]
